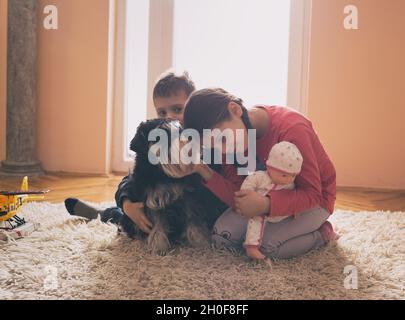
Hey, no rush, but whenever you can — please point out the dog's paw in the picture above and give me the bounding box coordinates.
[186,225,210,248]
[147,230,171,255]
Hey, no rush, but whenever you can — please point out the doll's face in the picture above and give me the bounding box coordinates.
[267,167,297,185]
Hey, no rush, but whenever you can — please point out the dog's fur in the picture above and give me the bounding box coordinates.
[119,119,226,254]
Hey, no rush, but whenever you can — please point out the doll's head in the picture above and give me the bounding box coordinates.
[266,141,303,185]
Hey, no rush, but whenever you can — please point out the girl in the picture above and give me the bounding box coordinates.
[179,88,338,259]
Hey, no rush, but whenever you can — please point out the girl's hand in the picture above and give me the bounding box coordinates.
[234,190,270,218]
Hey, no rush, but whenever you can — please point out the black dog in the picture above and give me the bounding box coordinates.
[119,118,226,254]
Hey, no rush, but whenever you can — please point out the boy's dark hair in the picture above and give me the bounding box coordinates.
[153,71,196,100]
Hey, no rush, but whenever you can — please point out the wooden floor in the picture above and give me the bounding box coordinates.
[1,174,405,212]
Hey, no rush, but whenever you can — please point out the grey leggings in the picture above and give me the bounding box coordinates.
[212,206,330,259]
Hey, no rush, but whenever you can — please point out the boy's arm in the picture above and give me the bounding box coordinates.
[114,175,130,208]
[115,173,141,208]
[115,172,153,233]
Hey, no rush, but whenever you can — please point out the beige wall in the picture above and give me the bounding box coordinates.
[36,0,112,174]
[0,0,6,163]
[308,0,405,189]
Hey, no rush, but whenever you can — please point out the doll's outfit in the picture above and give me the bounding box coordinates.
[242,142,303,250]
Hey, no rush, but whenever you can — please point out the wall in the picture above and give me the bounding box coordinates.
[308,0,405,189]
[36,0,112,174]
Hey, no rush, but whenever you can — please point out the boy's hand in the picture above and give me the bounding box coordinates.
[234,190,270,218]
[123,200,153,234]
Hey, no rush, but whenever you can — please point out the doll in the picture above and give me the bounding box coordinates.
[241,141,303,260]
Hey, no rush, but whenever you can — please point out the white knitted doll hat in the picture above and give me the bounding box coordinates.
[266,141,303,174]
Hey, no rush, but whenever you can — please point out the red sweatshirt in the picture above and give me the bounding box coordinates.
[204,106,336,217]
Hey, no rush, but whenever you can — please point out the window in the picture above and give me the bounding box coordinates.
[112,0,311,172]
[123,0,150,160]
[173,0,291,107]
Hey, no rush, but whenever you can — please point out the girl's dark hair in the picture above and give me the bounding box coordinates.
[183,88,252,133]
[153,71,196,100]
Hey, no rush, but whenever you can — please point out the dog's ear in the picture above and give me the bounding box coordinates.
[130,119,166,154]
[129,137,138,153]
[130,121,147,154]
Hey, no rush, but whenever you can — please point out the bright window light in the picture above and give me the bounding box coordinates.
[173,0,291,107]
[124,0,149,158]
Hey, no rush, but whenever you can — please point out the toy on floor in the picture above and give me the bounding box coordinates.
[0,176,49,240]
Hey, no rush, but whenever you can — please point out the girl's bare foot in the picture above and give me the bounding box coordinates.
[318,221,340,243]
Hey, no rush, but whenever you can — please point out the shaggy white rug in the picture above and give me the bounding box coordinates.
[0,202,404,300]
